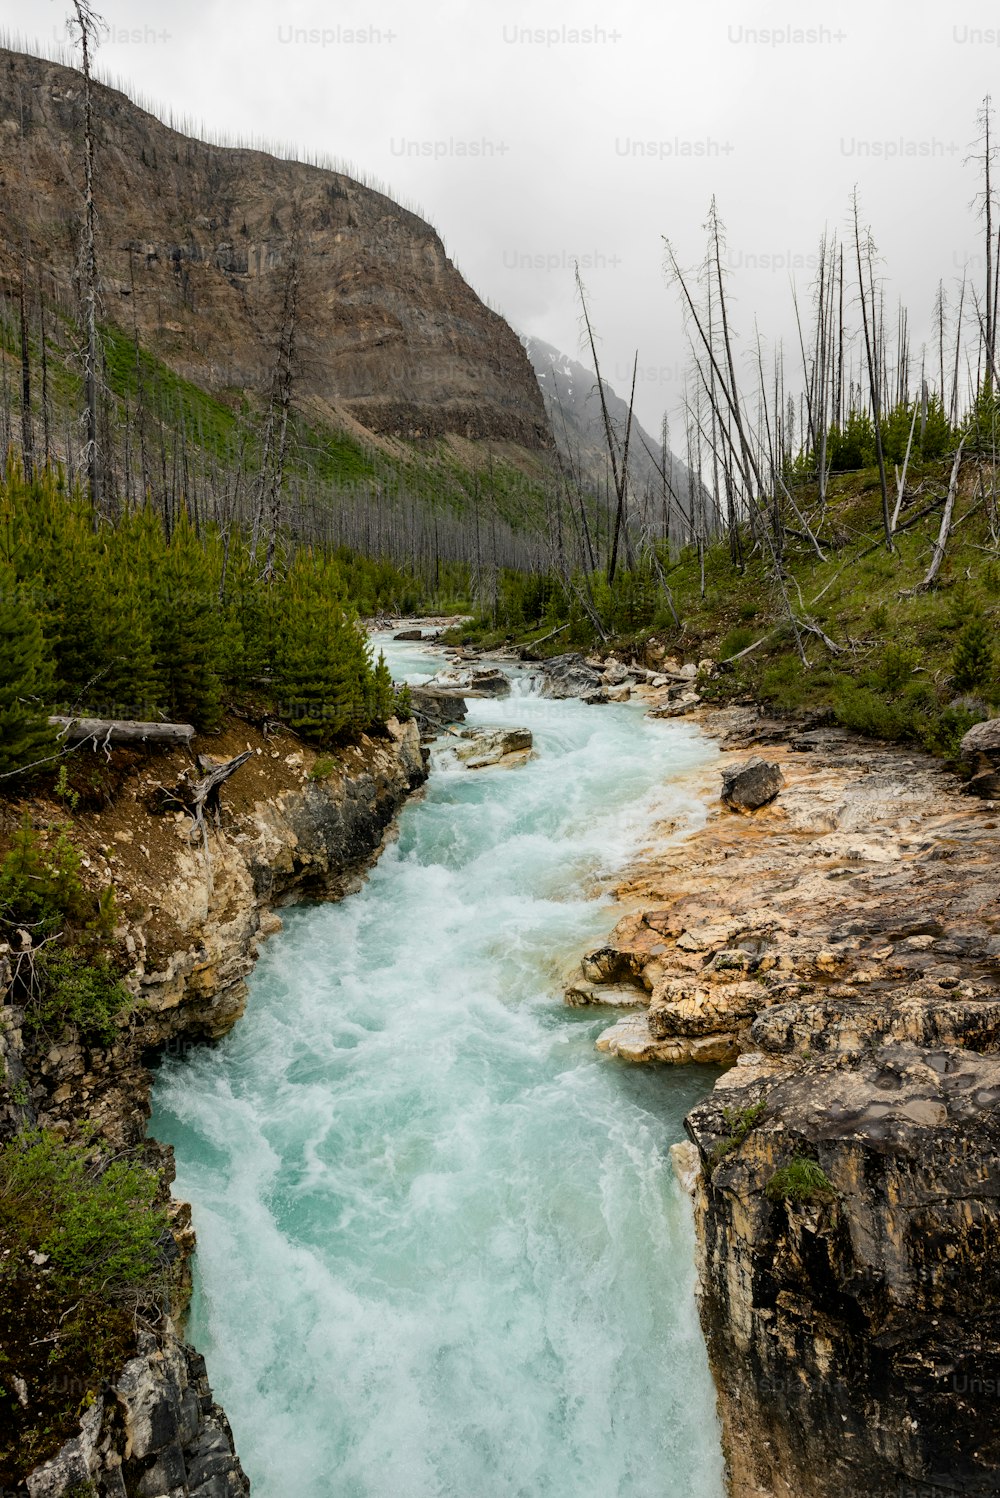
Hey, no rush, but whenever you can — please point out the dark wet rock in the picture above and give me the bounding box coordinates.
[683,1043,1000,1498]
[393,627,423,641]
[964,768,1000,799]
[538,653,604,699]
[720,757,785,811]
[409,685,469,738]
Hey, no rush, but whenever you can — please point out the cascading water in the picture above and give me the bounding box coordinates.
[151,639,727,1498]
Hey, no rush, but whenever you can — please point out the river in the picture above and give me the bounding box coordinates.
[150,637,726,1498]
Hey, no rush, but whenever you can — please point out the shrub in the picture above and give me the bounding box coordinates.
[920,702,988,762]
[832,684,911,742]
[0,819,91,936]
[0,1132,167,1480]
[0,1130,167,1292]
[27,956,132,1045]
[719,625,756,661]
[766,1154,836,1204]
[708,1099,767,1172]
[952,614,996,694]
[308,756,337,781]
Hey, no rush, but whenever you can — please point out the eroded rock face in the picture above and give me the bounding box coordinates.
[26,1327,249,1498]
[684,1043,1000,1498]
[578,709,1000,1494]
[15,720,426,1153]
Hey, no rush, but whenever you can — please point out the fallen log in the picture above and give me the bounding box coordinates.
[51,716,195,748]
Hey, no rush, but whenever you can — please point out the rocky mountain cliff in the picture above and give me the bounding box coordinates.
[0,48,549,450]
[523,335,705,539]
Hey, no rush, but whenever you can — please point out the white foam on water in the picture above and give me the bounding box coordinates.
[152,648,726,1498]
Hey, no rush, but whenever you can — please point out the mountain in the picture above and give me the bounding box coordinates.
[522,336,706,541]
[0,49,549,452]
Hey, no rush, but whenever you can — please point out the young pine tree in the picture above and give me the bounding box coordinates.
[0,569,56,778]
[367,651,396,725]
[95,535,163,718]
[274,552,372,742]
[953,613,996,694]
[152,508,224,729]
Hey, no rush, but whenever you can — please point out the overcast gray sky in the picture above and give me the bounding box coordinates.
[7,0,1000,436]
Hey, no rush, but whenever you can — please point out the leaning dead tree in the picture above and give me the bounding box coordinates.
[919,436,967,588]
[574,263,636,585]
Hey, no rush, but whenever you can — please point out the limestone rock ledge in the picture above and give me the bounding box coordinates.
[683,1042,1000,1498]
[578,708,1000,1496]
[24,718,426,1151]
[5,717,425,1497]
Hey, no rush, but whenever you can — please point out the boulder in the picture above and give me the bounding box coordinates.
[446,726,533,769]
[960,717,1000,765]
[393,628,423,641]
[408,687,468,738]
[720,757,784,811]
[601,659,634,686]
[538,652,604,699]
[647,692,701,720]
[426,667,511,698]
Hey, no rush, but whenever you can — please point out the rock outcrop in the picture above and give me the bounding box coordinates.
[682,1041,1000,1498]
[425,666,511,698]
[4,715,426,1495]
[439,725,533,769]
[580,707,1000,1495]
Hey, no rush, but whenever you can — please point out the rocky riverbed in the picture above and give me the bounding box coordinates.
[571,704,1000,1498]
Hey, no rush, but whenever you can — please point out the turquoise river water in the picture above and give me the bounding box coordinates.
[150,637,727,1498]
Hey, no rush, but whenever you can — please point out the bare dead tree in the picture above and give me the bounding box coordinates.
[919,437,966,588]
[967,97,998,395]
[18,249,33,481]
[852,192,893,550]
[67,0,107,514]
